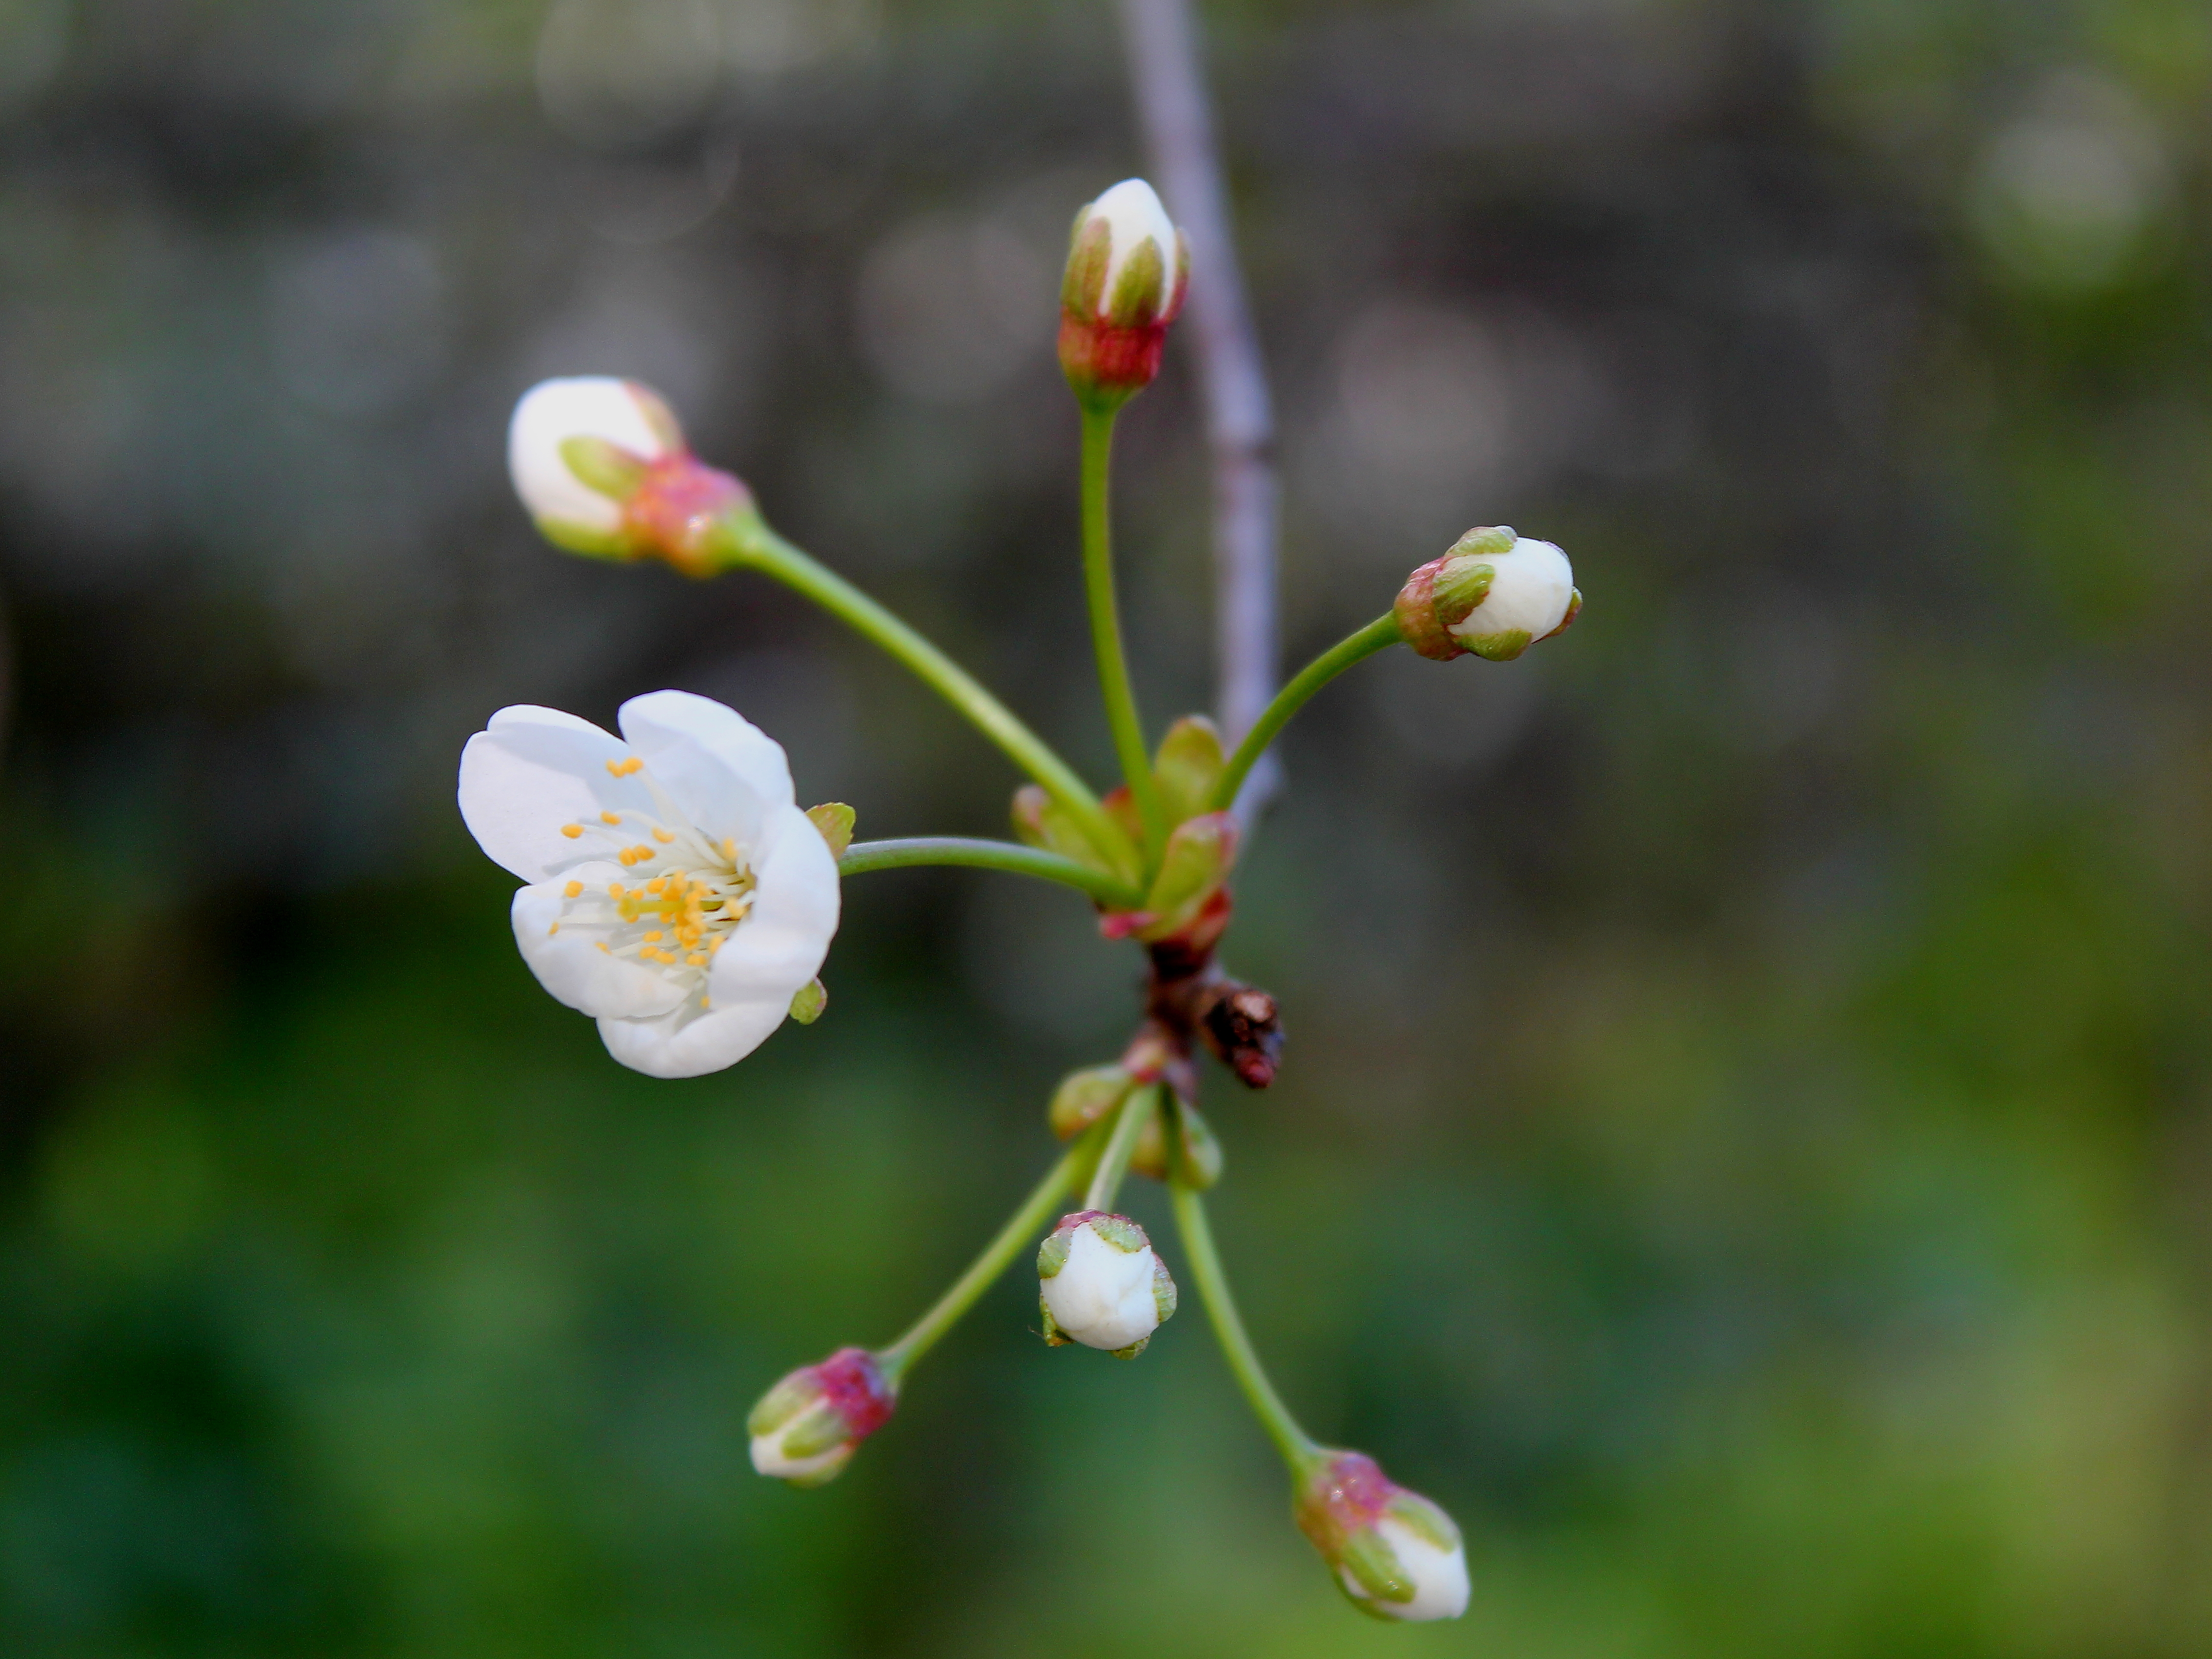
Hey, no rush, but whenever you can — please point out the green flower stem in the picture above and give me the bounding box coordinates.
[839,838,1144,910]
[1081,1083,1160,1212]
[1079,405,1169,855]
[708,511,1136,874]
[1208,613,1403,814]
[1169,1172,1323,1474]
[876,1118,1110,1386]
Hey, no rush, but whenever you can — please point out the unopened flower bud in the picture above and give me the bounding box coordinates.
[1048,1064,1136,1142]
[1059,178,1189,410]
[507,376,750,575]
[1394,526,1580,662]
[1294,1452,1470,1622]
[747,1346,896,1487]
[1037,1211,1177,1358]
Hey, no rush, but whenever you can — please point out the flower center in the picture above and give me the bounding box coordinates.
[553,756,758,1002]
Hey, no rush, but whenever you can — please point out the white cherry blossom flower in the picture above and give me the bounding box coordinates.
[458,690,839,1078]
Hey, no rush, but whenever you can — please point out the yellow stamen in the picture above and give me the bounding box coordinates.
[604,755,645,778]
[560,824,583,839]
[548,922,559,935]
[601,811,622,825]
[652,828,675,844]
[642,930,663,942]
[686,953,707,966]
[564,881,584,898]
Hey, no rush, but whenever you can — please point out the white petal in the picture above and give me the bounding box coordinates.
[507,377,670,533]
[1088,178,1178,319]
[1041,1226,1160,1351]
[708,802,840,1005]
[1369,1520,1471,1621]
[1448,538,1573,644]
[617,690,796,852]
[596,997,793,1080]
[512,875,689,1020]
[458,705,670,882]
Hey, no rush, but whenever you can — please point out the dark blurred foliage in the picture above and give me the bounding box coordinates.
[5,0,2212,1653]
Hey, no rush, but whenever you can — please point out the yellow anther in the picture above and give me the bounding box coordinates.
[631,845,654,862]
[642,930,663,942]
[608,883,625,897]
[686,953,707,966]
[604,756,645,778]
[564,881,584,898]
[596,942,610,954]
[561,824,583,839]
[601,811,622,825]
[548,922,559,935]
[722,839,736,859]
[652,828,675,844]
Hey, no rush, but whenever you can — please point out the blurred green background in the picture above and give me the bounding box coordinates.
[5,0,2212,1654]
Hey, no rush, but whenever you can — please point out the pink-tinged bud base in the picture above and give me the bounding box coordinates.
[622,454,754,578]
[808,1346,897,1443]
[1059,317,1170,408]
[1296,1452,1399,1552]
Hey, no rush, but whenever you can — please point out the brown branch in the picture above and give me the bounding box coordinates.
[1116,0,1281,822]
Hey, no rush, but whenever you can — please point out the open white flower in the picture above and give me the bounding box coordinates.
[506,377,681,554]
[458,690,840,1078]
[1037,1211,1177,1357]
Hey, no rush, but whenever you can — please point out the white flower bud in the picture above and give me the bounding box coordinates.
[506,376,682,552]
[1394,526,1581,662]
[1075,179,1183,324]
[1296,1452,1470,1622]
[747,1347,897,1488]
[1036,1211,1177,1358]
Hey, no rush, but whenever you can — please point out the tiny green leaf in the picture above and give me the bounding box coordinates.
[1153,715,1225,827]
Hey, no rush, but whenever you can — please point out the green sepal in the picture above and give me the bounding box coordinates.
[1061,209,1110,316]
[777,1402,851,1461]
[1430,558,1495,630]
[1153,715,1225,827]
[1105,234,1166,327]
[1338,1528,1416,1605]
[1150,1255,1178,1324]
[1385,1490,1462,1553]
[534,516,633,560]
[559,434,649,499]
[1458,627,1533,662]
[1048,1065,1134,1142]
[1446,524,1516,560]
[788,979,828,1025]
[747,1372,821,1437]
[1138,811,1237,939]
[1109,1333,1151,1360]
[806,802,856,859]
[1131,1095,1223,1188]
[1036,1228,1073,1280]
[1012,785,1141,888]
[1039,1298,1070,1346]
[1087,1213,1148,1254]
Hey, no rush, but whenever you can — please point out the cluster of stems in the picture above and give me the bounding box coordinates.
[694,394,1387,1487]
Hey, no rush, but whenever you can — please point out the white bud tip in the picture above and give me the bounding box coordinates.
[507,376,676,536]
[1356,1520,1471,1621]
[1038,1220,1163,1352]
[1447,537,1575,648]
[1087,178,1180,319]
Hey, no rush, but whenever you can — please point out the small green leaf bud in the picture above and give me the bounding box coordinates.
[1048,1065,1136,1142]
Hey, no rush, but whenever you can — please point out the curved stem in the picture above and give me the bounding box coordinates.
[1080,406,1169,854]
[1169,1174,1322,1473]
[839,837,1144,910]
[707,512,1137,874]
[1207,614,1402,814]
[1082,1084,1159,1212]
[876,1118,1109,1385]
